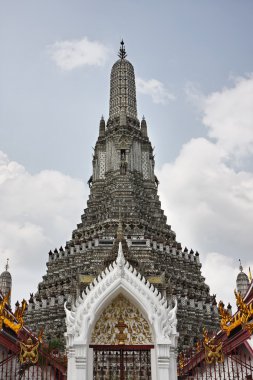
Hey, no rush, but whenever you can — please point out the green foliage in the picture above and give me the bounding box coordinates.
[48,338,64,352]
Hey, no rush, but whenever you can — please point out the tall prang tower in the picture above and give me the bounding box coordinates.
[26,42,219,350]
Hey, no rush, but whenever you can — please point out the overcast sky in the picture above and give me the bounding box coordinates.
[1,0,253,312]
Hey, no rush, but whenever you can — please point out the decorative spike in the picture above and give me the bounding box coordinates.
[141,116,147,137]
[118,39,127,59]
[239,259,243,272]
[99,115,105,137]
[109,264,114,272]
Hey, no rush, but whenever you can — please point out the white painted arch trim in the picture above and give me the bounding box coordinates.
[65,242,178,380]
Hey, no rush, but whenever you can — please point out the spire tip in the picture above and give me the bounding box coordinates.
[118,40,127,59]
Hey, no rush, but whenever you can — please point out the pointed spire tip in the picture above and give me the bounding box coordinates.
[118,40,127,60]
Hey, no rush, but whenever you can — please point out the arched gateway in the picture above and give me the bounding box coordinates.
[65,243,178,379]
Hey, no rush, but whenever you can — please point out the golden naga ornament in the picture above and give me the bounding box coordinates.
[203,328,224,364]
[19,337,40,364]
[234,290,251,323]
[218,292,253,336]
[218,301,235,336]
[0,292,27,334]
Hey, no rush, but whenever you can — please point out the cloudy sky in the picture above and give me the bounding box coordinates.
[1,1,253,311]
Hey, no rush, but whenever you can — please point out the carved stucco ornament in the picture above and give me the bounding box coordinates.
[91,295,153,345]
[65,242,177,346]
[64,242,178,380]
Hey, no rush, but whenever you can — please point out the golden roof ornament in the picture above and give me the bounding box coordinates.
[234,289,250,322]
[0,291,27,334]
[218,300,233,334]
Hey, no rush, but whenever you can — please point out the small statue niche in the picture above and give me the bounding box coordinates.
[121,149,126,160]
[120,149,127,175]
[120,161,127,175]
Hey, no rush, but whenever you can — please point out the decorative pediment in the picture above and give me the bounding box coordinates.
[65,242,177,347]
[91,294,153,345]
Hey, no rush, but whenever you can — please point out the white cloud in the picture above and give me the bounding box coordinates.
[184,82,205,111]
[201,252,252,311]
[158,75,253,307]
[0,152,87,307]
[136,77,175,104]
[204,75,253,158]
[48,37,109,70]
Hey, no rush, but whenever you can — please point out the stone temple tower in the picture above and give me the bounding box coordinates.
[26,42,219,350]
[236,260,250,297]
[0,259,12,305]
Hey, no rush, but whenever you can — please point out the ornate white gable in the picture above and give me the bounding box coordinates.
[65,242,178,380]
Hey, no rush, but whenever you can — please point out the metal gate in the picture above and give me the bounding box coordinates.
[91,345,153,380]
[0,342,67,380]
[178,346,253,380]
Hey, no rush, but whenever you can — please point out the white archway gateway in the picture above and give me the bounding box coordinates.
[65,243,178,380]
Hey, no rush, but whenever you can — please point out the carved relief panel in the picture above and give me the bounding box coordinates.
[91,294,153,345]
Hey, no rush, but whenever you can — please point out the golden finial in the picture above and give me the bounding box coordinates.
[115,316,127,345]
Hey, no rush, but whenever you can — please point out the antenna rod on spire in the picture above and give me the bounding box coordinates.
[118,39,127,59]
[5,258,9,271]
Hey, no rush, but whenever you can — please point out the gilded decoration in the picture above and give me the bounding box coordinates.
[218,291,253,336]
[0,292,27,334]
[147,276,164,285]
[79,275,95,284]
[19,337,40,364]
[91,295,153,345]
[178,352,185,370]
[203,328,224,364]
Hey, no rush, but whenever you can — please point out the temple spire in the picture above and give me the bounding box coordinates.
[109,41,137,120]
[118,40,127,59]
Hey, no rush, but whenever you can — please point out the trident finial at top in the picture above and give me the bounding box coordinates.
[118,40,127,60]
[5,258,9,272]
[239,259,243,272]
